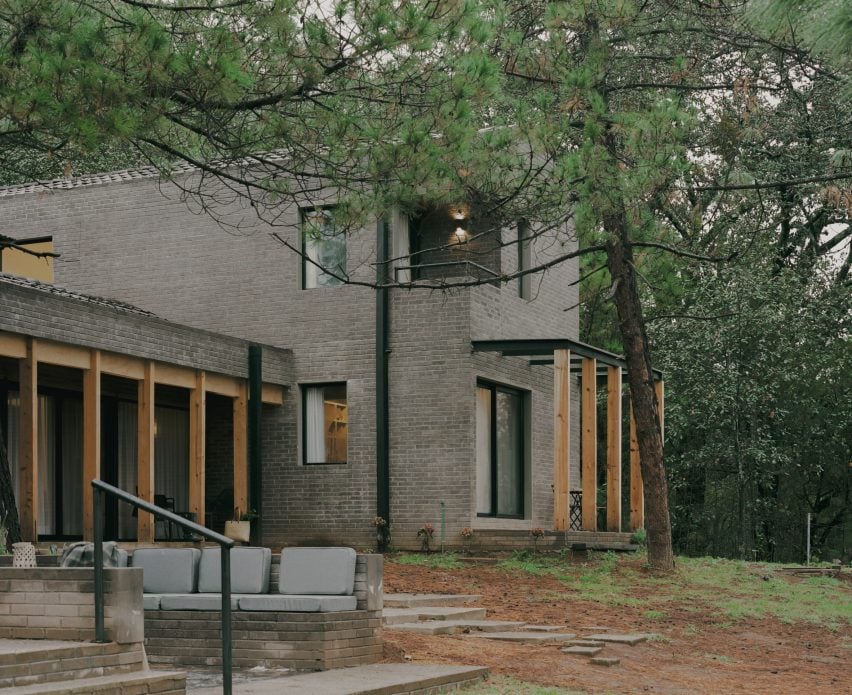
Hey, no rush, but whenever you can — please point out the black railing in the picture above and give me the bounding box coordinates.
[91,480,235,695]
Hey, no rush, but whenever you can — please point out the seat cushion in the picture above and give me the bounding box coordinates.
[238,594,358,612]
[198,547,271,594]
[159,593,239,611]
[278,547,356,596]
[131,548,201,594]
[143,594,162,611]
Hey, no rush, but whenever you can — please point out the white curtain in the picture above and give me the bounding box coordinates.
[304,236,320,288]
[7,392,19,505]
[117,402,138,539]
[305,387,326,463]
[391,207,411,283]
[475,387,492,515]
[155,406,189,513]
[61,399,83,536]
[37,396,55,535]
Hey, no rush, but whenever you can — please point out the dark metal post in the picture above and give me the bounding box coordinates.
[248,345,262,543]
[93,486,106,642]
[376,219,391,527]
[221,545,232,695]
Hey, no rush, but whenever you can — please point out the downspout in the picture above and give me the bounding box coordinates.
[248,344,263,543]
[376,220,391,535]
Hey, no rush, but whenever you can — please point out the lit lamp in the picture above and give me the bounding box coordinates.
[454,225,467,242]
[451,204,469,243]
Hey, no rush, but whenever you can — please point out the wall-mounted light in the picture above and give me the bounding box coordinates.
[455,225,467,242]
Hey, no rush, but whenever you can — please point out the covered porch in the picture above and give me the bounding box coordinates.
[472,339,664,535]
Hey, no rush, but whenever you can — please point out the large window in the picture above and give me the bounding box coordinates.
[476,382,525,518]
[301,208,346,288]
[303,383,348,465]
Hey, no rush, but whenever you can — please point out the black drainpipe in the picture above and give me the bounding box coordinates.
[376,220,391,531]
[248,344,263,543]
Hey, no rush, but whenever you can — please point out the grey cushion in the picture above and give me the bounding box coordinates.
[278,547,356,596]
[198,547,271,594]
[238,594,357,612]
[159,593,239,611]
[131,548,201,594]
[143,594,162,611]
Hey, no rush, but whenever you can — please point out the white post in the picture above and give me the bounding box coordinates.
[806,513,812,566]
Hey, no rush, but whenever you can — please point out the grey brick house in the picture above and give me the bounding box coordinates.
[0,168,651,550]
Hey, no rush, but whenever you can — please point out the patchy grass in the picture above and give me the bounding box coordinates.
[392,551,463,570]
[493,552,851,627]
[459,675,585,694]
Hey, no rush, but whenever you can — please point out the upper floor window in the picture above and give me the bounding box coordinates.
[0,236,54,283]
[301,208,346,289]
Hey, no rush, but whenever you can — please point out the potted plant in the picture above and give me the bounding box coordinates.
[417,523,435,552]
[224,508,257,543]
[460,527,474,554]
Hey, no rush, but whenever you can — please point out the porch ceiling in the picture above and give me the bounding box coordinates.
[471,338,663,380]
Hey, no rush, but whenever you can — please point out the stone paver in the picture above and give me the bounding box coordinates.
[383,606,487,624]
[565,640,605,648]
[384,622,459,635]
[187,664,489,694]
[385,619,526,635]
[561,645,604,656]
[591,657,621,667]
[471,631,577,643]
[522,625,567,632]
[384,593,481,608]
[585,633,650,646]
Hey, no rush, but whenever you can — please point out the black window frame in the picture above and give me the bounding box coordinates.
[476,380,526,519]
[300,206,347,290]
[301,382,348,466]
[517,220,533,300]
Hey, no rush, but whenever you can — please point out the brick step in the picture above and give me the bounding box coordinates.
[7,669,185,695]
[382,607,487,625]
[0,640,145,689]
[385,619,526,635]
[383,594,481,608]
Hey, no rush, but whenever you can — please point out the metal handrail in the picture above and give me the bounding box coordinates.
[91,480,235,695]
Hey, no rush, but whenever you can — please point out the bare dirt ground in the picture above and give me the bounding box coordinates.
[382,557,850,694]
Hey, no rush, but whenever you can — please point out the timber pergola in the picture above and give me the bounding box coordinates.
[471,338,664,534]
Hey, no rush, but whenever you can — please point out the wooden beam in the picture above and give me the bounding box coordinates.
[101,352,145,380]
[137,362,155,543]
[581,357,597,531]
[188,371,206,526]
[207,373,241,398]
[553,349,570,531]
[0,332,27,359]
[83,350,101,541]
[261,383,284,406]
[233,381,249,516]
[36,340,90,370]
[155,363,196,389]
[629,404,644,531]
[18,339,38,542]
[606,367,622,532]
[656,380,665,444]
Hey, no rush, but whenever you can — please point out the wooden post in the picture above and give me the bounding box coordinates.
[581,357,597,531]
[553,349,570,531]
[656,380,665,443]
[629,403,644,531]
[19,339,38,542]
[606,366,622,532]
[137,362,155,542]
[233,381,249,516]
[83,350,101,541]
[189,371,206,526]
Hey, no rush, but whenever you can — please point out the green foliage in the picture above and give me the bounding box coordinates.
[392,552,462,570]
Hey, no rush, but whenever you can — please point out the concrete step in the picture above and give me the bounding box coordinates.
[385,619,526,635]
[0,640,146,689]
[561,645,604,656]
[7,669,185,694]
[383,593,481,608]
[469,631,577,644]
[382,607,487,624]
[189,663,488,694]
[584,633,650,646]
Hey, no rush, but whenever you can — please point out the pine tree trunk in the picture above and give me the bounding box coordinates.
[0,426,22,548]
[603,211,674,572]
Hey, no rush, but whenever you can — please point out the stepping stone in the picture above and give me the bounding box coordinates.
[382,607,487,624]
[591,657,621,667]
[385,622,459,635]
[384,593,481,608]
[438,620,527,633]
[565,640,605,648]
[561,645,604,656]
[471,632,576,644]
[522,625,567,632]
[385,619,526,635]
[585,633,649,646]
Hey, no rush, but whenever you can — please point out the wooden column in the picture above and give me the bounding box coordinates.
[189,371,206,525]
[553,349,570,531]
[606,366,622,532]
[629,403,644,531]
[137,362,155,542]
[233,380,249,516]
[83,350,101,541]
[18,339,38,542]
[581,357,597,531]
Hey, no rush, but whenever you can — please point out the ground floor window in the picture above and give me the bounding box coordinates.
[476,381,525,518]
[303,383,348,465]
